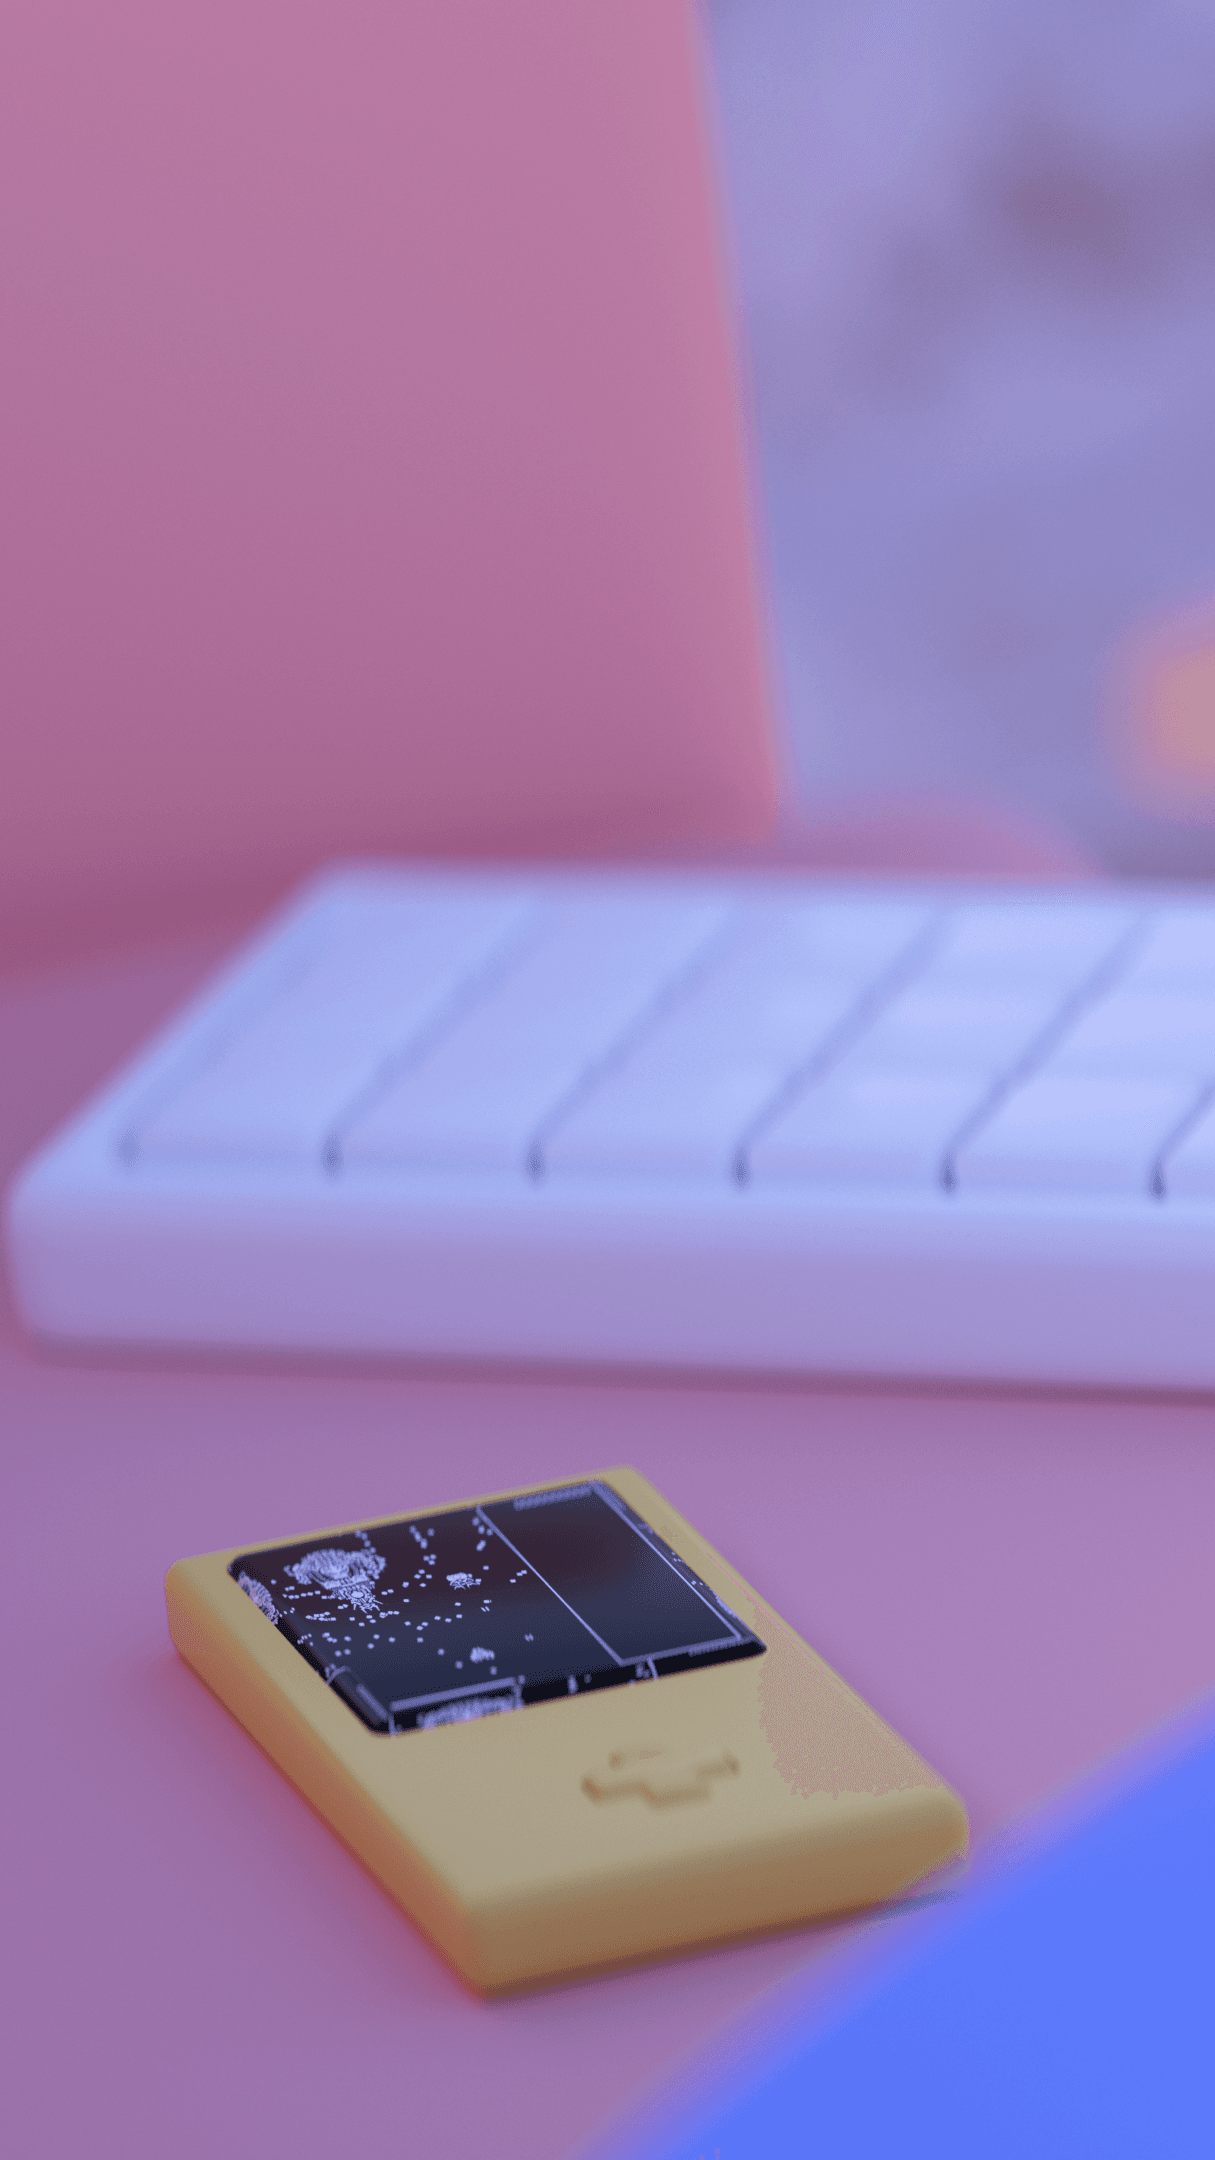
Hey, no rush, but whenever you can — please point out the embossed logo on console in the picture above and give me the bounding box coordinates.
[583,1745,739,1808]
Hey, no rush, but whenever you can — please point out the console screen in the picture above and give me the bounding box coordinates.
[230,1479,764,1733]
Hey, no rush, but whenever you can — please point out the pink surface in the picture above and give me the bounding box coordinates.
[0,1,775,961]
[5,923,1215,2159]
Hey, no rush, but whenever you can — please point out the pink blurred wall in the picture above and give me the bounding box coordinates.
[0,1,778,962]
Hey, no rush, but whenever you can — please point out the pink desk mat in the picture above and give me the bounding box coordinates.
[5,923,1215,2160]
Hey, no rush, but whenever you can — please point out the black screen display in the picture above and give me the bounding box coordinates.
[230,1480,764,1733]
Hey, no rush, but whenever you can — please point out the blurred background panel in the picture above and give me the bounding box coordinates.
[704,0,1215,876]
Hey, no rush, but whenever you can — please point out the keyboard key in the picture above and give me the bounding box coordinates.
[340,893,730,1174]
[849,979,1066,1079]
[1050,988,1215,1081]
[542,898,933,1180]
[925,901,1138,985]
[741,894,937,976]
[748,1066,984,1189]
[1159,1092,1215,1198]
[1121,907,1215,990]
[134,889,535,1164]
[953,1071,1198,1195]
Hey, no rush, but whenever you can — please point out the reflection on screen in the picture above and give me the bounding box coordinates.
[230,1480,764,1733]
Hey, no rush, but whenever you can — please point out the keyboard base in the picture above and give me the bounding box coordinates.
[12,1151,1215,1390]
[12,867,1215,1392]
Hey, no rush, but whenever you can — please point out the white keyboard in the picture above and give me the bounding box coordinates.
[11,864,1215,1388]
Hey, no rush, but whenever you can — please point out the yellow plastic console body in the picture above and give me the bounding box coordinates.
[165,1467,966,1993]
